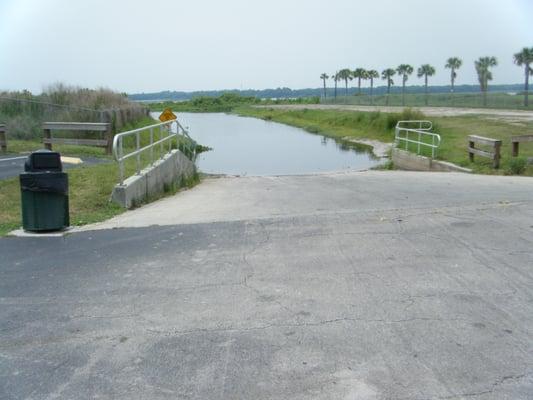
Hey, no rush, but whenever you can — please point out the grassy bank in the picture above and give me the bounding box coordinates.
[235,106,533,175]
[323,92,533,110]
[149,93,320,113]
[0,116,202,235]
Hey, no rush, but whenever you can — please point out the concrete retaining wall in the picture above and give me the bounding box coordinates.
[392,148,472,173]
[111,150,196,208]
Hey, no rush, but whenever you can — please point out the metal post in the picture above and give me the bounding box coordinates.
[405,131,408,150]
[168,123,172,153]
[159,125,163,157]
[417,132,421,154]
[150,127,154,165]
[119,138,124,185]
[136,131,141,174]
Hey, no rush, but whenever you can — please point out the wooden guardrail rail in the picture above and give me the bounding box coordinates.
[467,135,502,169]
[0,124,6,152]
[43,122,112,154]
[511,135,533,160]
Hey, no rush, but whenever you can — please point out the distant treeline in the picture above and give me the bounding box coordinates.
[130,84,525,102]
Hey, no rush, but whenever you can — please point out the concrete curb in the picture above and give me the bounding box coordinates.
[392,148,472,173]
[111,150,196,208]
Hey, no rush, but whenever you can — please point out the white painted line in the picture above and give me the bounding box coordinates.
[0,156,26,162]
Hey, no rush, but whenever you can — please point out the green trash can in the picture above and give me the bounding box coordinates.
[19,150,69,232]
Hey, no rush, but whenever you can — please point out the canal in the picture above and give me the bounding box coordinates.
[153,112,381,175]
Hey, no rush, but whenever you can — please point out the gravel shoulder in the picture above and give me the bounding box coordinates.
[257,104,533,123]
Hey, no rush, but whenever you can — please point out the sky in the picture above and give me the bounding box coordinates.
[1,0,532,94]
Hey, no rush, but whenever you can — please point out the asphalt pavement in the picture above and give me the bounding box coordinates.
[0,154,109,180]
[1,171,532,399]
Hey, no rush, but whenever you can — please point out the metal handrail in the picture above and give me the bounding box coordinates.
[396,120,433,131]
[113,119,196,185]
[395,120,441,158]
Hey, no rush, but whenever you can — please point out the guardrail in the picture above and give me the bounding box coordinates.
[112,119,196,185]
[395,120,441,158]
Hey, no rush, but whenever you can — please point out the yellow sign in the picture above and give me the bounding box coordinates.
[159,108,177,122]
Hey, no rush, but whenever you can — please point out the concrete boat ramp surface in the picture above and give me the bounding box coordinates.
[1,170,533,399]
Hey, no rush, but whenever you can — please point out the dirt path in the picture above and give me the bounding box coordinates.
[256,104,533,123]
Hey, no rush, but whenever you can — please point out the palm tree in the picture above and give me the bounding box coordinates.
[475,56,498,107]
[513,47,533,107]
[320,73,329,99]
[332,72,339,100]
[352,68,366,95]
[381,68,395,105]
[337,68,353,98]
[417,64,436,106]
[396,64,414,106]
[445,57,462,94]
[366,70,379,105]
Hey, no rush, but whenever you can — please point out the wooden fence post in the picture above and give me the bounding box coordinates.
[0,125,7,153]
[43,127,52,150]
[511,135,533,158]
[493,141,501,169]
[512,141,519,157]
[468,139,475,163]
[105,113,113,155]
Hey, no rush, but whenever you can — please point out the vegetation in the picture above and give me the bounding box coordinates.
[513,47,533,107]
[366,70,380,104]
[234,106,533,176]
[0,84,148,139]
[321,91,532,109]
[315,48,531,109]
[506,157,527,175]
[132,83,531,110]
[353,68,366,95]
[381,68,395,104]
[332,72,340,99]
[396,64,414,106]
[475,56,498,106]
[445,57,463,94]
[320,73,329,99]
[337,69,353,97]
[417,64,436,105]
[0,116,202,236]
[149,93,319,113]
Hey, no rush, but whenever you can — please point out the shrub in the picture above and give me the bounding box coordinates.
[506,157,527,175]
[5,115,41,139]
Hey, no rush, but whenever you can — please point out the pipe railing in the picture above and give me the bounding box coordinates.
[112,119,196,185]
[395,120,441,158]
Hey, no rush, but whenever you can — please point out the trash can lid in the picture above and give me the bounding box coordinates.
[25,149,63,172]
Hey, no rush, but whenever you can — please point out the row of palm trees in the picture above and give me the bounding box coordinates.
[320,47,533,107]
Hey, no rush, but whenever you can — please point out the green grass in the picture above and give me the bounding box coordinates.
[149,93,320,113]
[235,106,533,176]
[323,91,533,110]
[0,116,202,236]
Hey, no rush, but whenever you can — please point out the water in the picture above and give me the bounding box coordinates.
[152,112,380,176]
